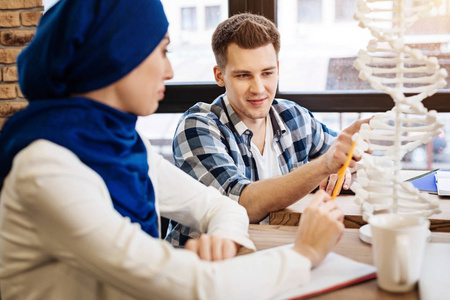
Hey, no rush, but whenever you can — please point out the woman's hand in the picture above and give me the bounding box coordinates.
[185,234,240,261]
[293,190,344,267]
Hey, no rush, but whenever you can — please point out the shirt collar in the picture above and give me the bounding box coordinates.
[222,95,287,139]
[222,95,252,137]
[268,102,287,139]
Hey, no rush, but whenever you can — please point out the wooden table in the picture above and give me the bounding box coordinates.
[269,171,450,232]
[248,224,450,300]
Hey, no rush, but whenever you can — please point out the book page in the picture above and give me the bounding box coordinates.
[270,245,376,300]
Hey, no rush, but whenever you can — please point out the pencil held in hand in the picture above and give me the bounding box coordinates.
[331,141,357,200]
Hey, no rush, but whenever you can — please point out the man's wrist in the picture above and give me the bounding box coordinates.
[309,155,332,178]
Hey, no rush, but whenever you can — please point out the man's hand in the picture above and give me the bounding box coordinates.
[319,168,352,195]
[293,190,344,267]
[320,118,371,175]
[185,234,240,261]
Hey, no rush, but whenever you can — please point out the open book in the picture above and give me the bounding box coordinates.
[270,245,376,300]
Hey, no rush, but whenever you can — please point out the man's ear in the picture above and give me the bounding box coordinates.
[277,60,280,76]
[213,65,225,87]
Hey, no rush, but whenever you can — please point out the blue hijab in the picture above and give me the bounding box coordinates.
[0,0,169,238]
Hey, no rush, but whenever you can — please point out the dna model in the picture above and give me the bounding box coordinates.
[351,0,448,222]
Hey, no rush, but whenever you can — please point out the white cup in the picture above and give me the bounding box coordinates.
[369,213,429,293]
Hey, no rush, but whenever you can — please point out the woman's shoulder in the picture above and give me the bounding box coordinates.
[11,140,104,184]
[15,140,83,166]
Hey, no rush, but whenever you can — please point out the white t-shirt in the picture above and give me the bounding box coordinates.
[251,115,283,224]
[250,115,283,181]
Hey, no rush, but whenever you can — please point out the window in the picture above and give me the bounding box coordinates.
[160,0,228,83]
[335,0,358,21]
[277,0,450,170]
[181,7,197,31]
[205,6,221,29]
[297,0,322,22]
[43,0,58,12]
[137,1,229,155]
[44,1,450,170]
[278,1,450,93]
[136,113,182,163]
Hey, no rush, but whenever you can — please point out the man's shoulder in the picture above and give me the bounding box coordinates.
[272,98,310,117]
[182,95,226,122]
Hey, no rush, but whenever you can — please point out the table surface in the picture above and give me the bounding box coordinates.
[248,224,450,300]
[269,170,450,232]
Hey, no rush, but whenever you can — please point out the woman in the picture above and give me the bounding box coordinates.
[0,0,344,299]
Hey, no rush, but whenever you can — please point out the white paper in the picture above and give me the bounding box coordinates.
[271,245,376,300]
[419,243,450,300]
[435,170,450,196]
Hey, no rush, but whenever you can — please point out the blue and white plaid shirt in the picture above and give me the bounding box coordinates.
[165,94,337,246]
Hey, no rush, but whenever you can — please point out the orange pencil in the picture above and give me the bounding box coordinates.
[331,141,357,200]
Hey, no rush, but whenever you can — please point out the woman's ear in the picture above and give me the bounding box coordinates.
[213,65,225,87]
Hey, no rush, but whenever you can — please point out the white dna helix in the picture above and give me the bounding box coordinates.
[351,0,448,221]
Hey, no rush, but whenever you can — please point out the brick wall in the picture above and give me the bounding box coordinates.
[0,0,43,130]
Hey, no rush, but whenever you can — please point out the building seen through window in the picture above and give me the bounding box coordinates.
[277,0,450,92]
[205,6,222,29]
[181,7,197,31]
[335,0,358,21]
[297,0,322,22]
[160,0,228,83]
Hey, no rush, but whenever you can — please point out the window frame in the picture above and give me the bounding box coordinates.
[158,0,450,113]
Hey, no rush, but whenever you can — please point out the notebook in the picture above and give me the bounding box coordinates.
[270,245,376,300]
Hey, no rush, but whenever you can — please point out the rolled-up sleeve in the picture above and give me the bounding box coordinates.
[146,136,254,250]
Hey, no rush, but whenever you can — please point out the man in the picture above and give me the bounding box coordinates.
[166,13,367,246]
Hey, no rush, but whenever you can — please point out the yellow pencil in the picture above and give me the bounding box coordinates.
[331,141,357,200]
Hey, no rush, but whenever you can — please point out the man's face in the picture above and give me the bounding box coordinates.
[214,43,279,125]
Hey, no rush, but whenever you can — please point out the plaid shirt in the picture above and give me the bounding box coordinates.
[165,94,337,246]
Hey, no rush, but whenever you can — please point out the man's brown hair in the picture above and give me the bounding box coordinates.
[212,13,281,69]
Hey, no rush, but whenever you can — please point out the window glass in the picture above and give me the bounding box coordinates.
[313,112,450,170]
[137,114,182,164]
[277,1,450,170]
[43,0,59,12]
[181,7,197,31]
[42,0,448,170]
[205,6,222,29]
[297,0,322,22]
[277,0,450,93]
[137,111,450,170]
[161,0,228,83]
[335,0,357,21]
[137,1,228,161]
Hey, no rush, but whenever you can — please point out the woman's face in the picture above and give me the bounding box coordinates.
[112,34,173,116]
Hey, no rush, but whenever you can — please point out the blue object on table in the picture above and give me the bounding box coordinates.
[406,169,439,194]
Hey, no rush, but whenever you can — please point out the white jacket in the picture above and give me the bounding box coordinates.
[0,138,310,300]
